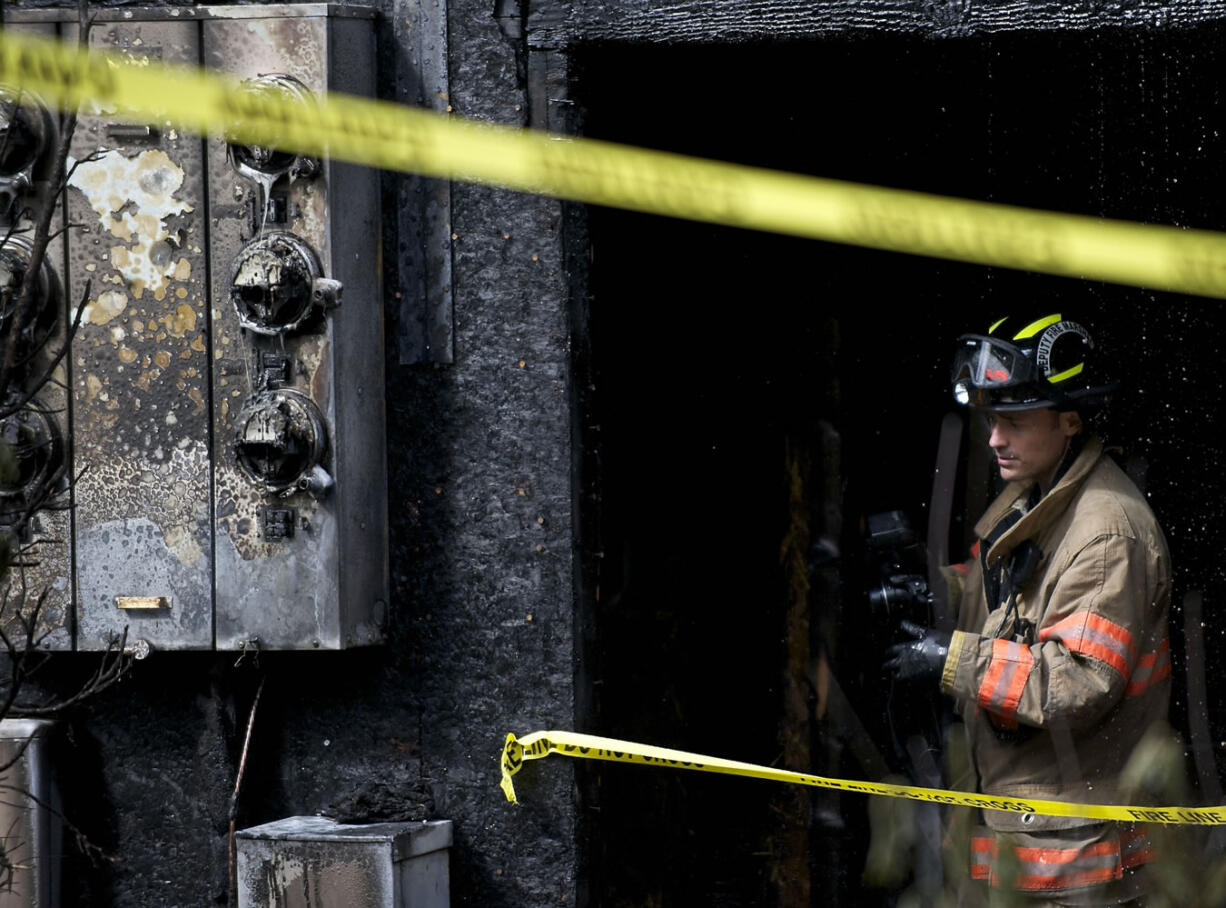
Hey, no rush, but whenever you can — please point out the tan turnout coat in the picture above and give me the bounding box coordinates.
[940,435,1172,899]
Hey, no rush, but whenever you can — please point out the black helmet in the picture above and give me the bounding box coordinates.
[950,313,1117,412]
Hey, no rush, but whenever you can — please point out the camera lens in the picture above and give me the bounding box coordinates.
[868,582,901,616]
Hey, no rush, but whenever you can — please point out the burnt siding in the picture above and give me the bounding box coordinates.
[526,0,1226,45]
[404,0,578,900]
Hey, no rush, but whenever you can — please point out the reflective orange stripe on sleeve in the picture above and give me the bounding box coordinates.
[977,639,1035,723]
[971,827,1155,892]
[1039,612,1136,679]
[1121,826,1156,868]
[971,836,993,880]
[1013,867,1121,891]
[1001,839,1123,891]
[1126,638,1171,697]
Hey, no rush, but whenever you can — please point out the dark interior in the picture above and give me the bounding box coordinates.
[575,25,1226,906]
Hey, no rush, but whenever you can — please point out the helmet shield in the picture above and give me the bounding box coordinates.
[951,334,1056,409]
[953,335,1030,391]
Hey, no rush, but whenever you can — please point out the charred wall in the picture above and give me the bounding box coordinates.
[6,0,579,905]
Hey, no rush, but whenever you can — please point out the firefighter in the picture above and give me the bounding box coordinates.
[883,312,1172,906]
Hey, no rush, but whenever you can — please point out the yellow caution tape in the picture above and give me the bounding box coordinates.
[501,730,1226,826]
[5,29,1226,298]
[9,22,1222,828]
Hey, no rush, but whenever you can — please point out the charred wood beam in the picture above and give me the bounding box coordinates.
[527,0,1226,48]
[394,0,456,364]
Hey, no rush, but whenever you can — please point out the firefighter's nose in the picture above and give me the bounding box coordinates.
[988,422,1008,450]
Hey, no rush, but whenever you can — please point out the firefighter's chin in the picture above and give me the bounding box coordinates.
[997,456,1021,479]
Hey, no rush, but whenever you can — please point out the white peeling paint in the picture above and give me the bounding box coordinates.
[68,149,194,299]
[84,288,128,326]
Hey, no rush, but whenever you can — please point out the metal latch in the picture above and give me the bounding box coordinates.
[116,596,171,610]
[105,123,160,143]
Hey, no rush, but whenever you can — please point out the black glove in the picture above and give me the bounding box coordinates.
[883,620,951,683]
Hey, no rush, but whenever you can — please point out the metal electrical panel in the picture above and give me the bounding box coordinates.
[0,5,388,652]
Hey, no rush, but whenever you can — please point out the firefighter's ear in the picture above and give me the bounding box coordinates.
[1058,411,1083,437]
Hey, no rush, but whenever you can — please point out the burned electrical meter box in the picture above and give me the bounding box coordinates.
[0,5,388,652]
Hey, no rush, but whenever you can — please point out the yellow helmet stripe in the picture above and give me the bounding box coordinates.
[1048,362,1084,384]
[989,316,1009,334]
[1013,313,1061,340]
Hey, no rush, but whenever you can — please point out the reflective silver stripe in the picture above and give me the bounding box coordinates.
[1063,623,1131,668]
[1040,613,1135,678]
[1009,841,1122,891]
[978,640,1033,720]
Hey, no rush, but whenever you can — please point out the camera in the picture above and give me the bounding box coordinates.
[863,511,950,775]
[864,510,934,629]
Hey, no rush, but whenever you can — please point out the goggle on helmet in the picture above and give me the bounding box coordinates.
[951,313,1114,411]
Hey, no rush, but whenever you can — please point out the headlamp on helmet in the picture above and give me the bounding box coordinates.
[950,313,1112,411]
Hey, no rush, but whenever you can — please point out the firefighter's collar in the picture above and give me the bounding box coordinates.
[976,435,1104,565]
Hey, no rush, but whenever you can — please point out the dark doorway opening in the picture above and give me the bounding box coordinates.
[574,25,1226,907]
